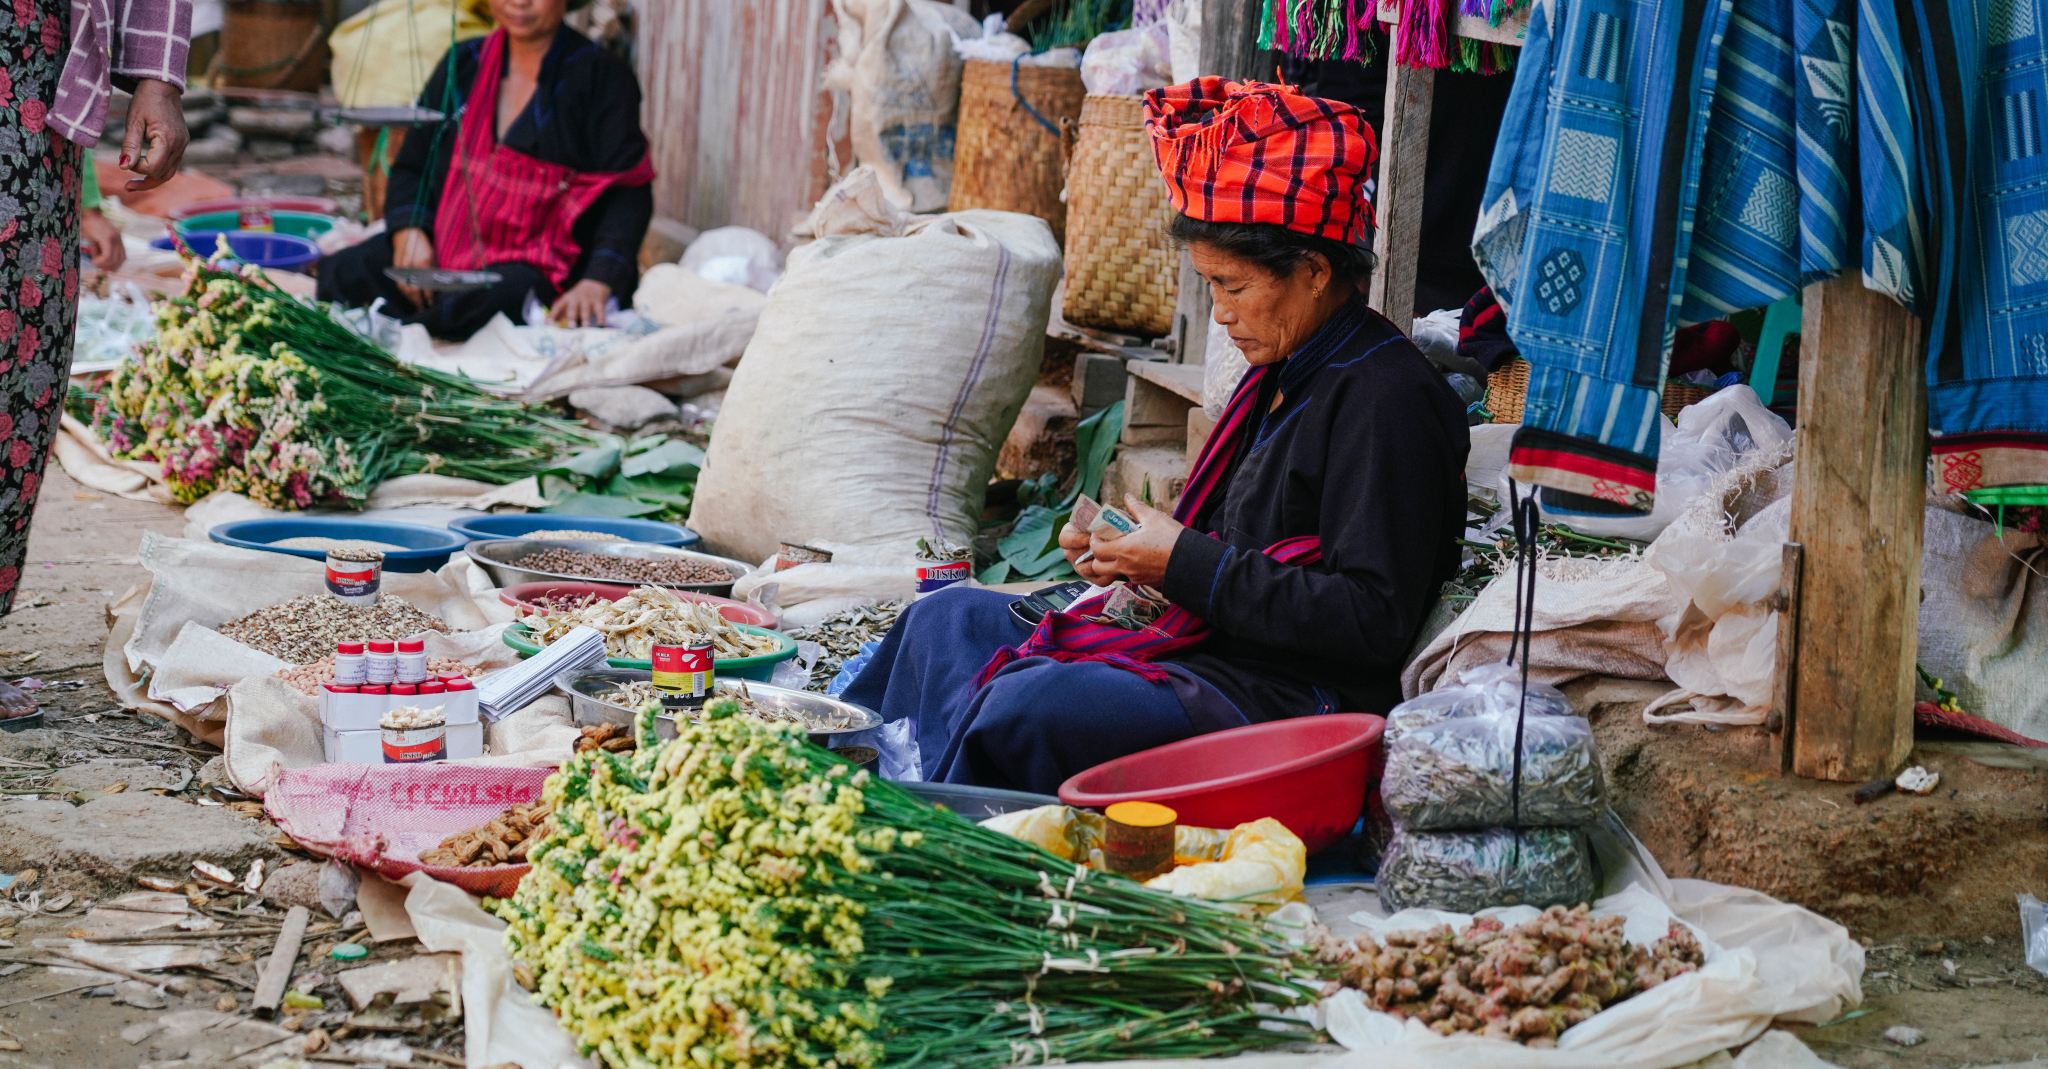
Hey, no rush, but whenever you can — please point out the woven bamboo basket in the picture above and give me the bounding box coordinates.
[1484,358,1719,424]
[1062,93,1178,337]
[949,60,1086,240]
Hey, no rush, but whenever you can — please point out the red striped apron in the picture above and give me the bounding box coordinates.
[431,29,654,286]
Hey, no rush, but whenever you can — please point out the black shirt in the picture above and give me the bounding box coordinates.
[384,26,654,301]
[1160,297,1470,721]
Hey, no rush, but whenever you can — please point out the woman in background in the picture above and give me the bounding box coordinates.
[316,0,654,340]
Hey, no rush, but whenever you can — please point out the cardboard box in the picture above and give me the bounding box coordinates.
[319,687,479,732]
[321,721,483,764]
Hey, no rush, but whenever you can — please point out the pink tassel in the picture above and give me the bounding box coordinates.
[1396,0,1454,68]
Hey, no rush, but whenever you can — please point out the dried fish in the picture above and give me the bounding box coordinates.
[597,680,861,730]
[1376,826,1597,914]
[786,600,907,691]
[522,585,778,660]
[192,861,236,886]
[1382,716,1604,831]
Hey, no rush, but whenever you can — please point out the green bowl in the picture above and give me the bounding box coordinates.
[174,210,336,240]
[502,620,797,682]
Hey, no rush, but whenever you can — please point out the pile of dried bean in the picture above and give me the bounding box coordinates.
[514,547,737,585]
[220,595,452,663]
[1316,905,1705,1045]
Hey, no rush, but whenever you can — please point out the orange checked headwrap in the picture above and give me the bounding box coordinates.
[1142,78,1377,243]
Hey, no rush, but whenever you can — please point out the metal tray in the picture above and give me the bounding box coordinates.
[467,538,752,596]
[559,668,880,748]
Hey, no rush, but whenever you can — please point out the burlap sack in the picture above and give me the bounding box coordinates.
[1917,501,2048,742]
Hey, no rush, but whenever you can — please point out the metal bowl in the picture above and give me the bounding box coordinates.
[559,669,881,747]
[467,539,752,596]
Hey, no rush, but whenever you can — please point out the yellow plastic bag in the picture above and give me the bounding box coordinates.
[330,0,494,110]
[980,806,1306,908]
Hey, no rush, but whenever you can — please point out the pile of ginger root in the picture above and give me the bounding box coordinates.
[1314,904,1705,1045]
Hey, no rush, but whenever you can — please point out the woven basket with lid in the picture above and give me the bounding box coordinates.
[1061,93,1178,337]
[949,59,1085,239]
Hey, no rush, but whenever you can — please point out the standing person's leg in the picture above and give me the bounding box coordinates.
[417,262,557,340]
[839,588,1032,772]
[0,0,79,719]
[936,659,1198,795]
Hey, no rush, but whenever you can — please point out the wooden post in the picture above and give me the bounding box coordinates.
[1788,275,1925,782]
[1368,60,1433,319]
[1767,542,1802,773]
[1200,0,1270,82]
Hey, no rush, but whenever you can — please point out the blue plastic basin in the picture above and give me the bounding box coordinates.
[209,518,470,572]
[153,230,322,272]
[446,514,700,548]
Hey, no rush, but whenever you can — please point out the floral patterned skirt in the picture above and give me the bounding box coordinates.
[0,0,80,615]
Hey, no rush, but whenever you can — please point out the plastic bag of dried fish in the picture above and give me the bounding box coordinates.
[522,585,780,660]
[1378,825,1599,914]
[1386,662,1572,742]
[1382,714,1604,830]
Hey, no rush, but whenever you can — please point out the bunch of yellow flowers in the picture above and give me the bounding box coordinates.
[499,698,1327,1069]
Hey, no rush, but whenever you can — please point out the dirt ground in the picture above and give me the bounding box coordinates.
[5,467,2048,1067]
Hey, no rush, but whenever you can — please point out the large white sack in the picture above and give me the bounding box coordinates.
[689,209,1061,564]
[827,0,980,213]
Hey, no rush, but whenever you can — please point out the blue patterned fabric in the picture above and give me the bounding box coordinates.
[1793,0,1855,280]
[1684,0,1801,323]
[1473,0,1738,514]
[1926,0,2048,490]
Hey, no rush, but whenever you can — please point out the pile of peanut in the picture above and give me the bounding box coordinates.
[1317,905,1704,1045]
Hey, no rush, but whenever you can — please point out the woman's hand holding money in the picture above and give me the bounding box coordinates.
[1087,496,1182,587]
[1059,520,1122,586]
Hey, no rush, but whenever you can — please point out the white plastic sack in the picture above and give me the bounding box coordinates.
[1466,423,1516,509]
[828,0,981,213]
[1203,315,1251,419]
[678,226,783,294]
[1533,386,1792,543]
[951,13,1030,62]
[1080,21,1173,95]
[729,540,925,625]
[1639,441,1796,725]
[399,873,595,1069]
[689,209,1061,564]
[1165,0,1203,82]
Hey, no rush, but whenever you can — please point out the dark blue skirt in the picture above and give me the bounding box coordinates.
[841,588,1247,795]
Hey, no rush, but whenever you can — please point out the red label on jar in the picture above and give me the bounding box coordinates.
[382,726,446,762]
[651,643,712,697]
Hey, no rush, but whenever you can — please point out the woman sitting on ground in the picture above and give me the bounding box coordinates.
[842,79,1472,794]
[316,0,653,340]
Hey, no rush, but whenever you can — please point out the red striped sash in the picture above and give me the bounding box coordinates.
[432,30,655,287]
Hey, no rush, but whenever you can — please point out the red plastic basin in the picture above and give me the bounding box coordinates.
[497,581,777,628]
[1059,713,1385,853]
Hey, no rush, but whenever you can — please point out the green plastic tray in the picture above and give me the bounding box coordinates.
[502,621,797,681]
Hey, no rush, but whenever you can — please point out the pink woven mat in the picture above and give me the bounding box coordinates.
[265,763,552,898]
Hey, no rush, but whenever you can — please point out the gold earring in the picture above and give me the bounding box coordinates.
[1312,286,1324,298]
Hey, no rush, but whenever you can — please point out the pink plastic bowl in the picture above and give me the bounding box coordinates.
[1059,713,1386,853]
[497,580,777,629]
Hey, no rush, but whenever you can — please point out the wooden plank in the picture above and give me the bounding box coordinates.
[251,905,310,1014]
[1788,276,1924,782]
[1201,0,1272,82]
[1368,58,1433,319]
[1126,362,1205,404]
[1767,542,1803,774]
[1376,0,1531,46]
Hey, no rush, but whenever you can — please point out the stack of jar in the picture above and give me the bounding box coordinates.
[1375,663,1607,914]
[318,637,484,763]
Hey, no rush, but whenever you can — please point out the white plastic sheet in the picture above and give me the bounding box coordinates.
[400,873,595,1069]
